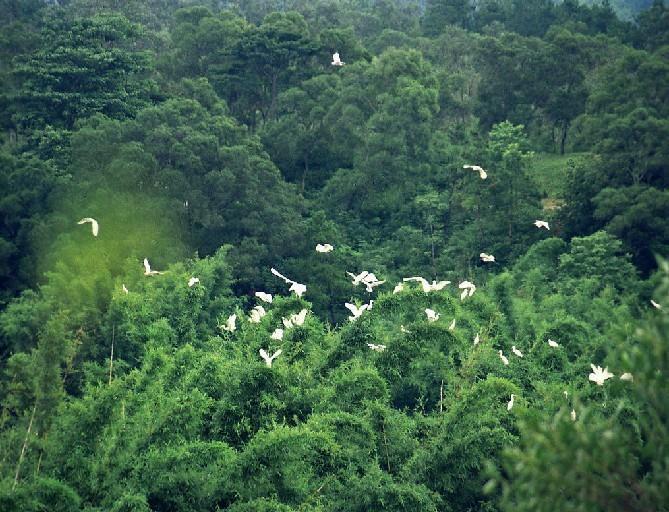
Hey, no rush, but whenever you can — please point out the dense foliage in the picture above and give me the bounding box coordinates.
[0,0,667,510]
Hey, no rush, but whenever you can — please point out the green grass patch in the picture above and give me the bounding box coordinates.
[530,152,591,198]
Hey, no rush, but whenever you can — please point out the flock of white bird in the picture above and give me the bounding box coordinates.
[75,135,659,415]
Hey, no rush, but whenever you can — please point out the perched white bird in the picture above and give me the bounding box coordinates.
[425,308,440,322]
[620,372,634,382]
[271,328,284,341]
[473,333,480,345]
[367,343,386,352]
[403,277,450,293]
[249,305,267,323]
[589,364,614,385]
[259,348,282,368]
[463,164,487,180]
[650,299,662,309]
[548,339,560,348]
[316,243,334,253]
[534,220,550,230]
[122,284,129,294]
[271,267,307,297]
[331,52,344,66]
[507,394,515,411]
[361,272,385,293]
[499,350,509,366]
[77,217,99,237]
[283,309,308,329]
[188,277,200,287]
[393,283,404,294]
[571,409,576,421]
[449,318,456,331]
[143,258,164,276]
[480,253,495,263]
[255,292,273,303]
[345,302,371,322]
[511,345,523,358]
[400,325,411,334]
[459,281,476,300]
[221,314,237,333]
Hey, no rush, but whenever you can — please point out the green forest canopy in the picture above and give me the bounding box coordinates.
[0,0,667,510]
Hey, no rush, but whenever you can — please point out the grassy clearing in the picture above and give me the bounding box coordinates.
[530,152,591,198]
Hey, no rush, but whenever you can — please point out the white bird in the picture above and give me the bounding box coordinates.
[403,277,450,293]
[400,325,412,333]
[449,318,456,331]
[589,364,614,385]
[534,220,550,230]
[367,343,386,352]
[620,372,634,382]
[345,302,371,322]
[425,308,440,322]
[271,267,306,297]
[122,284,129,294]
[499,350,509,366]
[507,394,515,411]
[271,328,284,341]
[361,272,385,293]
[571,409,576,421]
[480,253,495,263]
[255,292,273,303]
[315,243,334,253]
[143,258,164,276]
[221,314,237,333]
[548,339,560,348]
[77,217,99,236]
[463,164,487,180]
[331,52,344,66]
[347,271,370,286]
[188,277,200,287]
[511,345,523,358]
[473,333,480,345]
[283,309,308,329]
[651,299,662,309]
[393,283,404,294]
[249,305,266,323]
[259,348,282,368]
[459,281,476,300]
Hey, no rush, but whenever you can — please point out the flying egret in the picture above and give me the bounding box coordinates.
[331,52,344,66]
[255,292,273,303]
[347,271,370,286]
[548,339,560,348]
[188,277,200,287]
[249,305,267,323]
[620,372,634,382]
[463,164,487,180]
[651,299,662,309]
[122,284,129,294]
[77,217,99,236]
[271,267,306,297]
[534,220,550,230]
[259,348,282,368]
[588,364,614,385]
[361,272,385,293]
[345,302,371,322]
[499,350,509,366]
[449,318,456,331]
[283,309,308,329]
[474,333,479,345]
[393,283,404,294]
[425,308,440,322]
[511,345,523,358]
[143,258,164,276]
[367,343,386,352]
[271,328,284,341]
[403,277,450,293]
[480,253,495,263]
[507,394,515,411]
[459,281,476,300]
[571,409,576,421]
[316,243,334,253]
[221,314,237,333]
